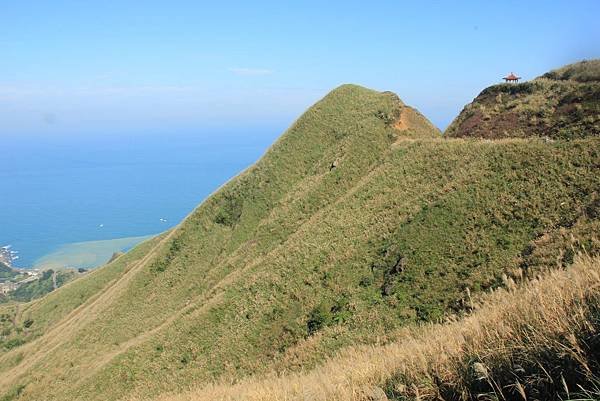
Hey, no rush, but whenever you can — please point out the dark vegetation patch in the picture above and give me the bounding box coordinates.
[150,236,184,273]
[0,384,26,401]
[306,297,352,335]
[214,190,244,227]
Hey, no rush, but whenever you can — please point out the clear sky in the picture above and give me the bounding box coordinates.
[1,0,599,137]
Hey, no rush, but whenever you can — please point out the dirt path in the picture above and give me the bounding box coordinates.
[11,304,19,329]
[393,106,411,131]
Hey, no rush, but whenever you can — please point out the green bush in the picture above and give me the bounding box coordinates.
[214,192,244,227]
[2,337,25,350]
[307,304,332,335]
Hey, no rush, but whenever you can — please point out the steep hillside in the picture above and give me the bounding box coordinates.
[0,84,598,401]
[445,60,600,139]
[159,255,600,401]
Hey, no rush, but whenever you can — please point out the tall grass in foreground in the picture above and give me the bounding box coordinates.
[155,255,600,401]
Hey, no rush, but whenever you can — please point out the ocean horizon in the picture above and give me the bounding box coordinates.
[1,129,279,269]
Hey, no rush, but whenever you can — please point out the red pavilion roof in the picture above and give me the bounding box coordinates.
[503,72,521,81]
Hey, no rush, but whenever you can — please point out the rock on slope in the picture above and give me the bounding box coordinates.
[0,81,598,401]
[445,59,600,139]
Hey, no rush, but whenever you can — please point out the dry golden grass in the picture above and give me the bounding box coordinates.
[153,255,600,401]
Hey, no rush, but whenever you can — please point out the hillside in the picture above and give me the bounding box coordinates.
[0,80,598,401]
[159,255,600,401]
[0,235,165,352]
[445,59,600,139]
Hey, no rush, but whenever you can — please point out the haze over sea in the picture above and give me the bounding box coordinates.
[1,129,278,269]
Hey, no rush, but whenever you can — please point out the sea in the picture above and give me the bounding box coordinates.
[0,129,278,269]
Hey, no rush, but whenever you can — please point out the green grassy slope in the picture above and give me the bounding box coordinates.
[0,83,598,401]
[445,59,600,139]
[0,235,164,354]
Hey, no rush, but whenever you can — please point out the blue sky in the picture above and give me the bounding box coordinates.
[1,0,599,137]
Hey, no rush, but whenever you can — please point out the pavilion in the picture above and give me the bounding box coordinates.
[503,72,521,83]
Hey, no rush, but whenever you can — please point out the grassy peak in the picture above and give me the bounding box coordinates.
[539,59,600,83]
[324,83,402,101]
[275,83,436,149]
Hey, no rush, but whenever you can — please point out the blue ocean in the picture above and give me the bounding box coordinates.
[0,129,278,268]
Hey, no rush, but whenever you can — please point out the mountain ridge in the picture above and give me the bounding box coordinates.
[0,68,599,401]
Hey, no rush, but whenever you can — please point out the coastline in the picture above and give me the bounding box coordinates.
[33,234,155,270]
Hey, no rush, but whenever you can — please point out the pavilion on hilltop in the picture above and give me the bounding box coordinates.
[503,72,521,83]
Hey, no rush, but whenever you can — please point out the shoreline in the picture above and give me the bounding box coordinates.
[32,234,155,271]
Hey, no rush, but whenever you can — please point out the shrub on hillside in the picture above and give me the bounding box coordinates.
[214,192,244,227]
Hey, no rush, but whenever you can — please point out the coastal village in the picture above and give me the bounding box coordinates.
[0,246,40,295]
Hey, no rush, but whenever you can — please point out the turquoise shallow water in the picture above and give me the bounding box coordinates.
[33,235,153,270]
[0,130,278,268]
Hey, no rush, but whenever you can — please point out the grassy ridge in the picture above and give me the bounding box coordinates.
[0,82,598,401]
